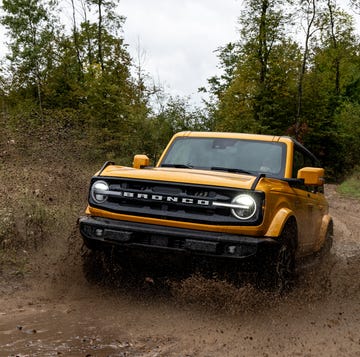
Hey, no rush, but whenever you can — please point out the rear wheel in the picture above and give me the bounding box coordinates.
[316,222,333,259]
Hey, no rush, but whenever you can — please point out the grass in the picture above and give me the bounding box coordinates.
[338,168,360,199]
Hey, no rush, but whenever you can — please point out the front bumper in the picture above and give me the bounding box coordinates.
[79,216,279,262]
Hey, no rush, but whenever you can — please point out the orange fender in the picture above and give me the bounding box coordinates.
[265,207,294,238]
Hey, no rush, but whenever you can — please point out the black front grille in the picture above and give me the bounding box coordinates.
[89,177,264,226]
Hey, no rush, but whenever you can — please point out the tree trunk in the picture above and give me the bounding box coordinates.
[295,0,316,140]
[328,0,340,96]
[98,0,104,72]
[71,0,83,79]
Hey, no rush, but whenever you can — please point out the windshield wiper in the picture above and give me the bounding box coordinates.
[161,163,193,169]
[210,166,253,175]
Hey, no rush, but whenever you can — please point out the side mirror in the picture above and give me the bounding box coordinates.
[133,154,150,169]
[297,167,325,186]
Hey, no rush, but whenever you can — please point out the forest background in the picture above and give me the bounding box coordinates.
[1,0,360,181]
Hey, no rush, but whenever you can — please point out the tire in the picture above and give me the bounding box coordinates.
[82,245,126,285]
[257,219,297,293]
[316,222,333,259]
[275,223,297,292]
[82,248,109,284]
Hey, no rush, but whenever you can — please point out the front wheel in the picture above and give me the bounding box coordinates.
[257,220,297,293]
[275,229,297,292]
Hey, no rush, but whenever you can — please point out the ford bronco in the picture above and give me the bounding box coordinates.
[79,132,333,290]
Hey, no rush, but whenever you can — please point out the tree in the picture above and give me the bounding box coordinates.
[199,42,241,101]
[84,0,125,72]
[317,2,356,104]
[69,0,84,80]
[1,0,60,121]
[294,0,318,140]
[239,0,288,85]
[143,96,208,163]
[334,101,360,173]
[203,0,301,134]
[297,4,359,177]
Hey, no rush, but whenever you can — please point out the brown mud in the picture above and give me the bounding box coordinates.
[0,183,359,356]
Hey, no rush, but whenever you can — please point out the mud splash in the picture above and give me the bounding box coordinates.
[0,185,359,356]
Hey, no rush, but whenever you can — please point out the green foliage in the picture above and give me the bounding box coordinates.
[338,168,360,199]
[1,0,360,179]
[142,96,209,164]
[0,0,153,161]
[205,0,301,135]
[201,0,360,179]
[1,0,60,119]
[334,102,360,168]
[199,42,241,99]
[215,39,301,134]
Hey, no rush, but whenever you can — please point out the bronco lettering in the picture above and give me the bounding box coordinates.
[107,190,211,206]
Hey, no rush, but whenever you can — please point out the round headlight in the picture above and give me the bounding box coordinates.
[91,180,109,203]
[231,194,257,220]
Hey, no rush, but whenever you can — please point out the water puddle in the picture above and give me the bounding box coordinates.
[0,308,135,356]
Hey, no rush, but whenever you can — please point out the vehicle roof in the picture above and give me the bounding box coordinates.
[174,131,293,143]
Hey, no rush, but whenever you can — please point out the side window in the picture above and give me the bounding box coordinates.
[292,149,305,178]
[292,147,317,178]
[292,144,322,193]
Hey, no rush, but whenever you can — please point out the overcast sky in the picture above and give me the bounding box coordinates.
[0,0,242,104]
[118,0,243,104]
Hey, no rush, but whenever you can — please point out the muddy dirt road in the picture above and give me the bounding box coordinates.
[0,185,359,357]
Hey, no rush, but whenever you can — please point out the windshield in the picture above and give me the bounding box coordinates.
[160,137,286,177]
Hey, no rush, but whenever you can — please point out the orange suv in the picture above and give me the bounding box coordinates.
[79,132,333,290]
